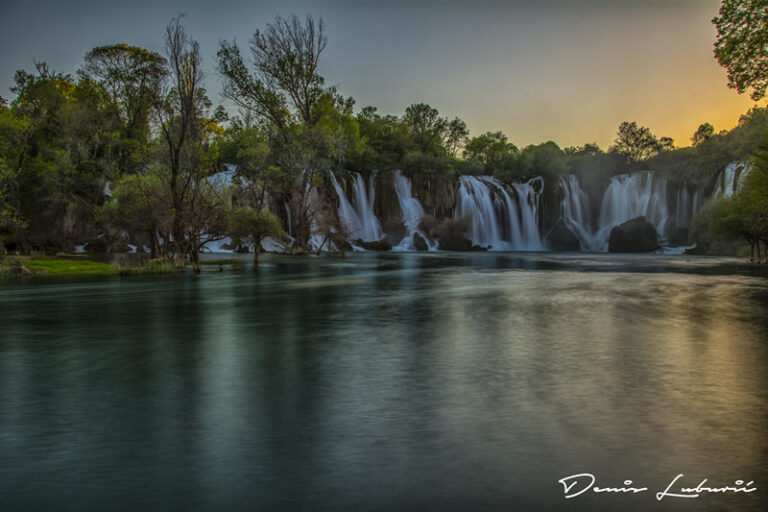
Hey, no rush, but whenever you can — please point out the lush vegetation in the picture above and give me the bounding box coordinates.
[1,5,768,265]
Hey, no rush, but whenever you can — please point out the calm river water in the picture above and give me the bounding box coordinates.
[1,252,767,511]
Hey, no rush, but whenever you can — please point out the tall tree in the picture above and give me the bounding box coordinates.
[444,117,469,158]
[218,15,346,248]
[403,103,447,155]
[154,16,210,266]
[218,14,327,137]
[82,44,166,135]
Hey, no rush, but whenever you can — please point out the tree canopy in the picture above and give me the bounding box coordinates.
[713,0,768,101]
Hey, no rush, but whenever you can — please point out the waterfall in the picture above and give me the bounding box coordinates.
[714,162,749,197]
[559,171,670,252]
[510,178,545,250]
[392,171,437,251]
[330,172,383,242]
[559,175,596,250]
[674,185,691,228]
[455,176,544,251]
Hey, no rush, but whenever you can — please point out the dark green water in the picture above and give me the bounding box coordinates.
[1,252,767,511]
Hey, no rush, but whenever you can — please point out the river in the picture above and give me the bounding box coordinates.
[1,252,767,511]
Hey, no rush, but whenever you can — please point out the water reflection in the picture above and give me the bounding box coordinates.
[1,253,766,511]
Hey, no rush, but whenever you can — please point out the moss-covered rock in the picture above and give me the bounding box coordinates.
[608,216,659,253]
[354,238,392,251]
[436,217,473,251]
[546,221,581,251]
[413,232,428,251]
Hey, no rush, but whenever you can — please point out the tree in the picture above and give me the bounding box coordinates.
[153,16,209,266]
[463,131,518,171]
[228,207,288,260]
[403,103,448,155]
[564,143,603,156]
[713,0,768,101]
[82,44,166,134]
[691,122,715,146]
[611,121,662,162]
[2,62,115,252]
[444,117,469,157]
[218,15,340,249]
[659,137,675,151]
[218,14,327,136]
[105,171,170,256]
[81,44,166,175]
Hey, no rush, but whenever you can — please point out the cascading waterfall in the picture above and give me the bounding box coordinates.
[714,162,749,197]
[559,171,670,252]
[674,186,691,228]
[510,178,545,250]
[330,172,383,242]
[559,175,596,250]
[455,176,544,251]
[392,171,436,251]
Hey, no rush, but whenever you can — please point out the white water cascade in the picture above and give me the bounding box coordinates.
[714,162,749,197]
[330,172,383,242]
[392,171,436,251]
[455,176,544,251]
[560,171,670,252]
[558,175,596,250]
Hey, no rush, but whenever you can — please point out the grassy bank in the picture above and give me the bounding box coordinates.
[0,257,183,278]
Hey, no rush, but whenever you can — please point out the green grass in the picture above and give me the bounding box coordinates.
[1,258,117,276]
[0,257,184,278]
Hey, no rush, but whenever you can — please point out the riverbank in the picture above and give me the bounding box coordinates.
[0,257,191,279]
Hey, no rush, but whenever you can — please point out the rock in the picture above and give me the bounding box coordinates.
[470,245,489,252]
[546,221,581,251]
[413,233,428,251]
[354,238,392,252]
[437,217,473,251]
[667,226,689,246]
[383,219,407,246]
[608,216,660,253]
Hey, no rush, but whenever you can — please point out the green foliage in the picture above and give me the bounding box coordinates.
[403,103,448,156]
[713,0,768,101]
[228,207,288,254]
[691,122,715,146]
[0,257,116,276]
[463,131,518,176]
[611,121,665,162]
[445,117,469,157]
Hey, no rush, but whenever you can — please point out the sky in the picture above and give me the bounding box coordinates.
[0,0,758,149]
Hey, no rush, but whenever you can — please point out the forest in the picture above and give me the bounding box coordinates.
[2,5,768,271]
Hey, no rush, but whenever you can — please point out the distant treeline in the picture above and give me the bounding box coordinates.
[1,14,767,264]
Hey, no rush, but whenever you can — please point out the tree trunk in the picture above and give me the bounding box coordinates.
[191,245,200,274]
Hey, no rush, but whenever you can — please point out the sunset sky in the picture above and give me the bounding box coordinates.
[0,0,758,149]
